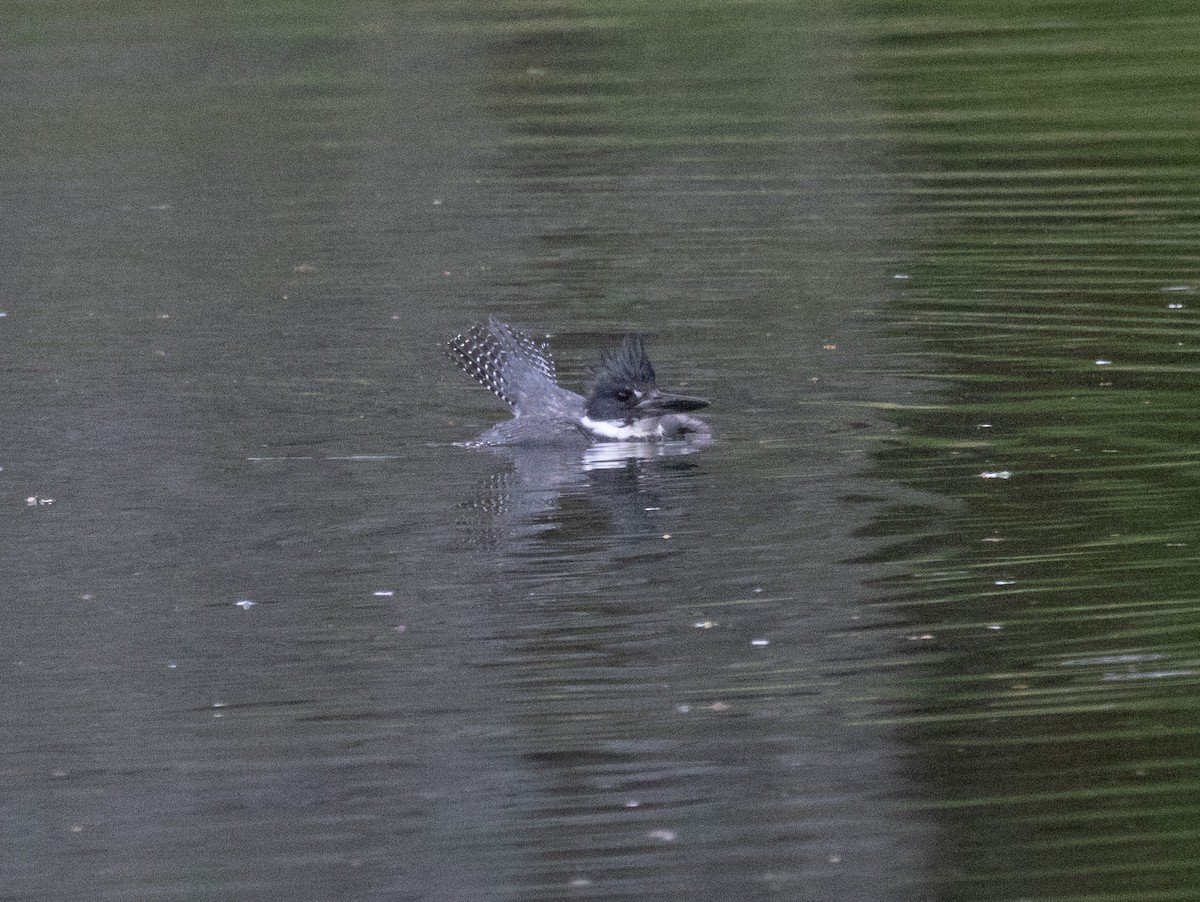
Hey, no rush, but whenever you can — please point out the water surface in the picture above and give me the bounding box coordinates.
[4,2,1199,901]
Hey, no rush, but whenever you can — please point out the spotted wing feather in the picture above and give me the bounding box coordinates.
[446,317,560,413]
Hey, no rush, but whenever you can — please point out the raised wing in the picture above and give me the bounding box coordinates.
[446,317,560,414]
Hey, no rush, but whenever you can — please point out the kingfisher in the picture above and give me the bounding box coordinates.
[446,317,711,448]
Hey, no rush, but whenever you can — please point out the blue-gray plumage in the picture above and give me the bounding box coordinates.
[446,317,711,448]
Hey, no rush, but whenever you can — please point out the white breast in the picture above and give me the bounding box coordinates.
[579,416,665,440]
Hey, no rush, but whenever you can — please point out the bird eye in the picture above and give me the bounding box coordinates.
[615,389,632,402]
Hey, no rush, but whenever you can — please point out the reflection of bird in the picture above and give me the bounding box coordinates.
[446,317,711,448]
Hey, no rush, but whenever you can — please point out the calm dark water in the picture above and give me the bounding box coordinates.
[3,3,1199,901]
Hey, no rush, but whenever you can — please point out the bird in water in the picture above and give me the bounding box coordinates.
[446,317,711,448]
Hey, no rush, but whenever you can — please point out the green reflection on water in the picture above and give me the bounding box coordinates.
[864,3,1200,899]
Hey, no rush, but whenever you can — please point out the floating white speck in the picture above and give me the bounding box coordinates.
[568,877,593,887]
[979,471,1012,479]
[624,799,641,808]
[1094,359,1112,366]
[647,829,678,842]
[751,638,770,647]
[1162,284,1194,292]
[1168,302,1185,309]
[994,579,1015,585]
[986,624,1003,630]
[977,423,993,429]
[26,496,54,506]
[893,273,910,280]
[0,311,7,317]
[235,599,256,609]
[677,704,691,713]
[373,590,394,597]
[694,620,716,629]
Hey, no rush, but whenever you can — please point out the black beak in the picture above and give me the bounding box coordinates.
[636,389,710,415]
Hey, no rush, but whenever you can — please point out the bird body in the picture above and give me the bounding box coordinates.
[446,317,711,448]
